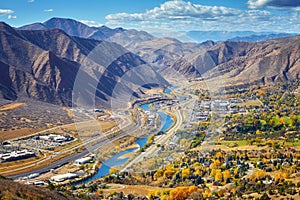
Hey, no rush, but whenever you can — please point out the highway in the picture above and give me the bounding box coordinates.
[7,86,188,179]
[8,109,142,180]
[121,106,183,172]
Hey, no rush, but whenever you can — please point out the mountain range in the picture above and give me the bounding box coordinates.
[0,20,168,108]
[171,38,300,88]
[186,30,297,43]
[0,17,299,107]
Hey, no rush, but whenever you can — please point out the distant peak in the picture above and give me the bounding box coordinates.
[46,17,75,22]
[44,17,89,27]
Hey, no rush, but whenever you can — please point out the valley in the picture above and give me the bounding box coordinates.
[0,16,300,200]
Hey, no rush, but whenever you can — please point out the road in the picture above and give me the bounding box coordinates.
[121,107,183,172]
[7,109,142,180]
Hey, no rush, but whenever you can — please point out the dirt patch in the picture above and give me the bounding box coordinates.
[62,107,74,118]
[0,102,26,111]
[0,127,46,140]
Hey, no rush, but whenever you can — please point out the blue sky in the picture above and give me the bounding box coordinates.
[1,0,300,33]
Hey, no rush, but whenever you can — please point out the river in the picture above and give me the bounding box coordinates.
[82,101,174,183]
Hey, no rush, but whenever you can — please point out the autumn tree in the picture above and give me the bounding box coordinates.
[181,168,191,179]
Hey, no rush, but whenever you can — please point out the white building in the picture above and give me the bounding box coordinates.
[50,173,78,182]
[0,150,35,162]
[74,156,93,166]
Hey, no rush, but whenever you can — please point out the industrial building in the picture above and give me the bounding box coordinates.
[50,173,78,182]
[0,150,35,162]
[74,156,93,166]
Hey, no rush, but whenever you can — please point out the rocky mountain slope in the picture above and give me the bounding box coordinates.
[13,17,300,91]
[171,36,300,87]
[0,22,168,107]
[19,18,215,70]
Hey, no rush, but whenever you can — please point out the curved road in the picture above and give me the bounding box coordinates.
[8,109,142,180]
[121,108,182,172]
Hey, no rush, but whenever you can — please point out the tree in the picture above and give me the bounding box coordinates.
[215,171,223,182]
[223,170,231,179]
[203,188,212,199]
[256,130,261,135]
[3,191,13,200]
[181,168,191,179]
[169,187,188,200]
[215,151,223,159]
[110,167,119,174]
[169,186,199,200]
[164,169,176,179]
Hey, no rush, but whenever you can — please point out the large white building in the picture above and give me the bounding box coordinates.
[74,156,93,166]
[50,173,78,182]
[0,150,35,162]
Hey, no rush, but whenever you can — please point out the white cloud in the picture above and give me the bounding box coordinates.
[106,0,244,22]
[80,20,102,27]
[44,8,53,12]
[248,0,300,9]
[248,0,271,8]
[105,0,289,32]
[28,0,35,3]
[0,9,14,15]
[7,15,17,19]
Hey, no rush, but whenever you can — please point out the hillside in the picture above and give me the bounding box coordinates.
[0,177,78,200]
[203,36,300,87]
[170,36,300,87]
[19,18,215,71]
[0,22,168,107]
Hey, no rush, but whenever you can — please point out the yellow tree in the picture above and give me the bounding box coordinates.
[169,187,188,200]
[164,169,176,179]
[182,168,191,179]
[203,188,212,199]
[279,117,285,125]
[210,168,217,178]
[256,130,261,135]
[3,191,13,200]
[109,168,119,174]
[215,170,223,181]
[223,170,231,179]
[215,151,223,159]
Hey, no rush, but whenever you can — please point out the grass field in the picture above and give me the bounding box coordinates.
[65,120,117,135]
[0,127,46,140]
[237,99,262,107]
[220,140,249,146]
[103,184,171,196]
[280,140,300,147]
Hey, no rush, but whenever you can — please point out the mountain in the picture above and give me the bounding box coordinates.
[18,22,47,30]
[228,33,297,43]
[19,18,215,72]
[18,17,150,42]
[170,41,249,78]
[15,17,300,91]
[0,22,168,107]
[171,36,300,87]
[186,31,297,43]
[19,17,98,38]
